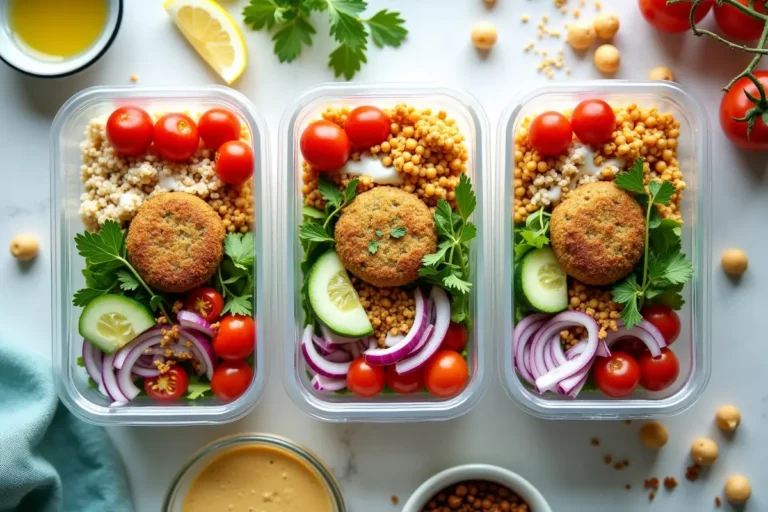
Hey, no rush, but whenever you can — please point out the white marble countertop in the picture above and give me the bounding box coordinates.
[2,0,767,510]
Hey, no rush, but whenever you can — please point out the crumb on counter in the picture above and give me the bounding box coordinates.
[390,495,399,505]
[644,478,659,490]
[130,74,138,83]
[625,484,631,490]
[715,496,722,507]
[648,491,655,502]
[686,464,702,482]
[604,455,612,465]
[663,477,678,490]
[591,437,600,446]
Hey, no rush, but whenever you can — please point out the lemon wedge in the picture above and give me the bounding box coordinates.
[163,0,247,84]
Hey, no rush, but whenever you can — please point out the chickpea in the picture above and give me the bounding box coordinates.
[471,22,498,50]
[640,421,669,449]
[721,248,748,275]
[567,21,596,50]
[690,437,719,466]
[10,233,39,261]
[725,475,751,504]
[594,44,620,74]
[593,12,620,39]
[649,66,675,82]
[715,405,741,433]
[483,0,497,6]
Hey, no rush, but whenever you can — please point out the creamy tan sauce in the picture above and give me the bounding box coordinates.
[183,446,332,512]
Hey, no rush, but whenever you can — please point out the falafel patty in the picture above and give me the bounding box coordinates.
[335,187,437,287]
[550,181,645,286]
[126,192,226,293]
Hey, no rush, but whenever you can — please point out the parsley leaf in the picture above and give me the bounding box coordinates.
[365,9,408,48]
[649,250,694,286]
[149,295,164,312]
[390,226,407,239]
[77,356,84,367]
[217,232,256,317]
[327,0,368,49]
[74,220,125,264]
[455,174,476,221]
[612,274,642,305]
[650,219,682,254]
[443,273,472,294]
[648,180,675,206]
[242,0,285,30]
[329,43,367,80]
[222,294,253,317]
[614,159,646,194]
[224,232,255,270]
[318,176,343,208]
[650,289,685,310]
[621,297,643,330]
[299,223,335,243]
[115,270,139,291]
[186,376,212,400]
[375,230,383,237]
[273,16,316,62]
[368,240,379,254]
[513,208,551,258]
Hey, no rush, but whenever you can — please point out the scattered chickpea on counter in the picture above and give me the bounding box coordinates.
[10,234,39,261]
[594,44,620,73]
[715,405,741,432]
[690,438,719,466]
[640,421,669,449]
[471,22,498,50]
[567,21,596,50]
[724,475,751,505]
[721,248,748,275]
[593,12,619,39]
[649,66,675,81]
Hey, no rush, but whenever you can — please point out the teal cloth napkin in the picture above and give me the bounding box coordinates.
[0,342,132,512]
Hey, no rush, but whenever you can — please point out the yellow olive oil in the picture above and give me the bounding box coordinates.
[9,0,108,59]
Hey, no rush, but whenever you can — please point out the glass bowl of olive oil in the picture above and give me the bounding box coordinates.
[0,0,122,77]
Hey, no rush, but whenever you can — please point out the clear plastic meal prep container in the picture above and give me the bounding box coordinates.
[51,86,268,426]
[277,83,491,422]
[498,81,712,420]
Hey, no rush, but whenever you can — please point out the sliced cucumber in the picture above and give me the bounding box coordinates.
[78,294,155,354]
[308,251,374,338]
[518,247,568,314]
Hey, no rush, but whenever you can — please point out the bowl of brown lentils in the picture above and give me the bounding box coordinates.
[402,464,551,512]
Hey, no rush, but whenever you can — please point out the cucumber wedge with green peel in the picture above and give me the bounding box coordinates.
[517,247,568,314]
[78,294,155,354]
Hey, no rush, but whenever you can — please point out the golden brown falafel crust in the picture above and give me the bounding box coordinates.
[550,182,645,286]
[126,192,226,293]
[335,187,437,287]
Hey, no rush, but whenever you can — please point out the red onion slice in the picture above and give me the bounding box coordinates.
[514,319,546,385]
[301,325,352,378]
[551,335,567,366]
[365,288,428,366]
[384,333,405,347]
[311,374,347,392]
[102,352,128,403]
[405,322,434,359]
[130,366,162,378]
[605,322,664,357]
[116,337,175,401]
[312,334,337,356]
[113,326,164,369]
[180,329,216,381]
[534,312,600,393]
[395,287,450,375]
[530,321,570,379]
[320,323,361,345]
[325,350,353,363]
[513,314,549,352]
[177,310,215,337]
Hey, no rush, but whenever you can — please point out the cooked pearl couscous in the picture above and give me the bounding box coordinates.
[79,113,254,233]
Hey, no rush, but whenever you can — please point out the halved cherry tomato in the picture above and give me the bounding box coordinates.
[198,108,241,149]
[715,0,765,40]
[184,287,224,323]
[529,111,573,156]
[639,0,714,33]
[153,113,200,161]
[300,120,350,171]
[386,365,424,394]
[611,336,648,358]
[441,322,468,352]
[571,99,616,145]
[642,305,681,345]
[106,106,153,156]
[144,366,189,401]
[344,106,391,148]
[424,350,469,398]
[720,71,768,151]
[213,315,255,361]
[215,140,254,185]
[211,359,253,402]
[593,351,640,398]
[347,357,385,397]
[638,348,679,392]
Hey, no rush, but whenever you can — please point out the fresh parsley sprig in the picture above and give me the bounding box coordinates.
[513,208,551,258]
[611,159,693,329]
[418,174,477,328]
[215,232,257,316]
[73,220,172,321]
[243,0,407,79]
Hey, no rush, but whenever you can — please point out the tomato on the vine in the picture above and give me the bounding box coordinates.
[638,348,680,392]
[211,360,253,402]
[300,120,351,171]
[213,315,256,361]
[529,112,573,156]
[184,287,224,323]
[441,322,468,352]
[347,357,385,397]
[215,140,254,186]
[386,365,424,394]
[106,106,153,156]
[423,350,468,398]
[593,351,640,398]
[714,0,765,41]
[639,0,714,33]
[344,106,391,148]
[198,108,241,149]
[571,99,616,145]
[720,71,768,151]
[153,113,200,161]
[144,367,189,401]
[642,305,681,345]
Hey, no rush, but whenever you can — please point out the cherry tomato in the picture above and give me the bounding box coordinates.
[441,322,468,352]
[144,366,189,401]
[211,359,253,402]
[714,0,765,41]
[424,350,469,398]
[213,315,255,361]
[385,365,424,394]
[215,140,254,186]
[529,111,573,156]
[720,71,768,151]
[347,357,385,397]
[571,99,616,145]
[344,106,391,148]
[184,287,224,323]
[611,336,648,358]
[106,106,153,156]
[198,108,241,149]
[638,348,680,391]
[642,305,681,345]
[153,113,200,161]
[300,120,351,171]
[593,351,641,398]
[639,0,714,33]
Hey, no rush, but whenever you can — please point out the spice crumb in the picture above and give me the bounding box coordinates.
[130,74,138,83]
[649,491,656,502]
[625,484,632,490]
[686,464,702,482]
[624,420,632,425]
[663,477,678,490]
[614,462,624,471]
[644,478,660,490]
[604,455,612,465]
[391,495,399,505]
[590,438,600,446]
[715,496,722,507]
[623,459,630,467]
[521,14,530,23]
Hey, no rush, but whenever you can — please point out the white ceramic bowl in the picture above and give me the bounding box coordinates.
[402,464,552,512]
[0,0,122,78]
